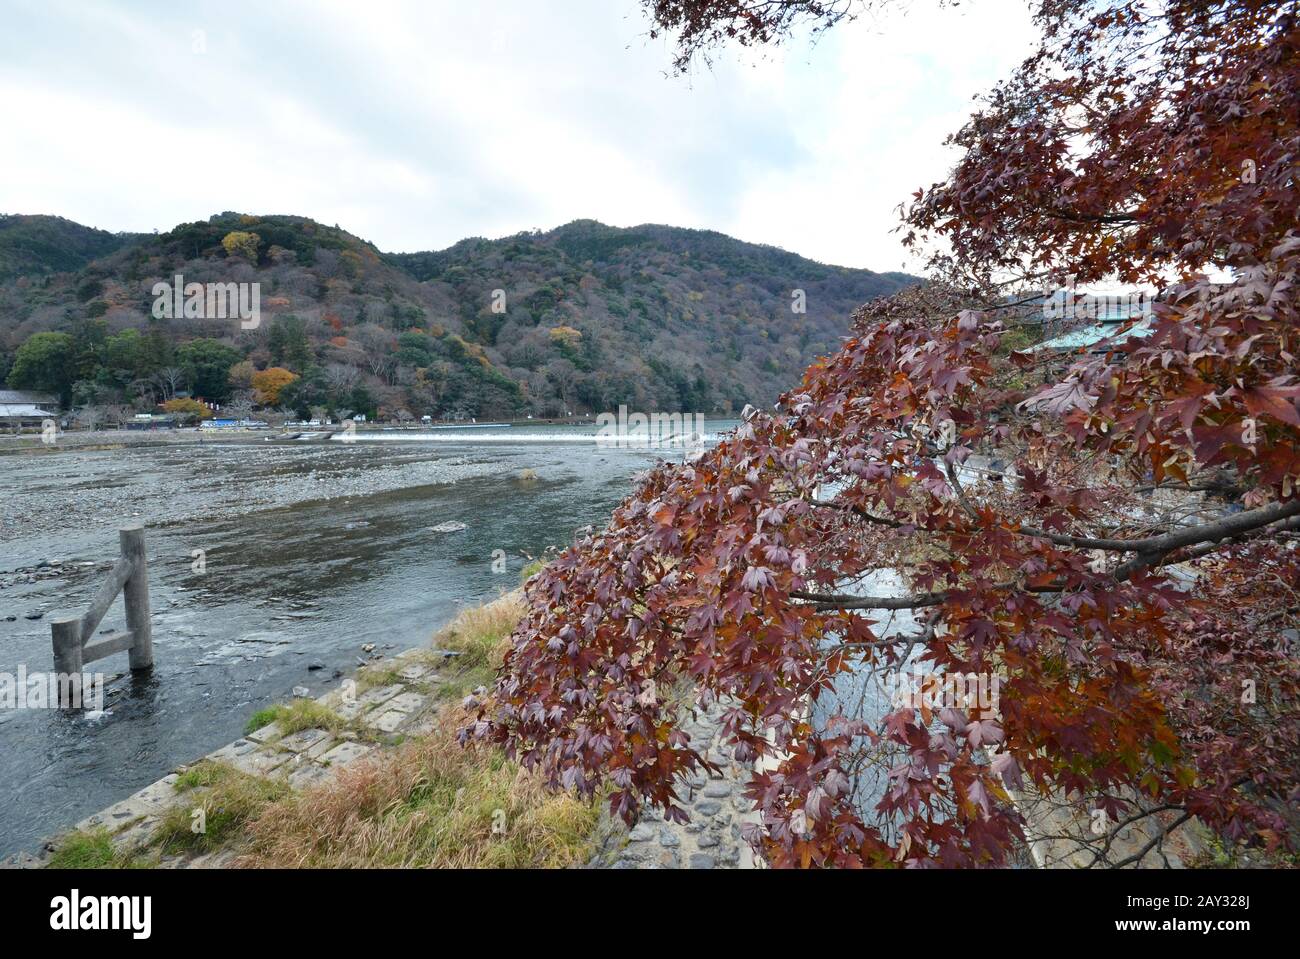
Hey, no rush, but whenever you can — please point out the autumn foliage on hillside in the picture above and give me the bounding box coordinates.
[1,212,913,422]
[462,0,1300,866]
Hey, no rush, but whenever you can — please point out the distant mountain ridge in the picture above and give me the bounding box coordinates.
[0,212,917,418]
[0,214,143,282]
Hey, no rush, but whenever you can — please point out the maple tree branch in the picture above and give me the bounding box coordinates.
[793,581,1030,611]
[1107,811,1193,869]
[1113,501,1300,579]
[809,498,908,528]
[793,501,1300,611]
[816,492,1300,554]
[1258,603,1300,627]
[1033,205,1140,225]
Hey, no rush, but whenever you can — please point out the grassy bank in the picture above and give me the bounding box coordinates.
[237,592,598,868]
[237,704,596,868]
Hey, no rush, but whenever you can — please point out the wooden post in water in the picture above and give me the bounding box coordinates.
[120,524,153,671]
[51,617,83,708]
[49,523,154,708]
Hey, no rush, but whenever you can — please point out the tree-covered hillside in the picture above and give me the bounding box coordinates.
[0,212,915,420]
[0,214,142,283]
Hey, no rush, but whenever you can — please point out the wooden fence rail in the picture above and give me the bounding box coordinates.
[50,524,153,708]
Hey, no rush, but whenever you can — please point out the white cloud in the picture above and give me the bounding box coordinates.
[0,0,1039,269]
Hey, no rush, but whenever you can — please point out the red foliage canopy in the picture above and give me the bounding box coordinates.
[463,0,1300,866]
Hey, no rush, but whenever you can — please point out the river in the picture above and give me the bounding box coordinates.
[0,421,736,855]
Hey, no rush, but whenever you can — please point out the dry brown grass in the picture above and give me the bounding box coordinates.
[234,592,597,868]
[435,591,527,670]
[235,707,597,868]
[428,591,526,702]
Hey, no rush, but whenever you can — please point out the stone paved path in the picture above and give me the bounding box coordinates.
[602,699,757,870]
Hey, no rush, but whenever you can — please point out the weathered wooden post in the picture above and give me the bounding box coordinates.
[50,523,154,708]
[51,617,83,708]
[120,524,153,671]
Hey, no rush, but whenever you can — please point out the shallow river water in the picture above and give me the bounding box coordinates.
[0,422,736,854]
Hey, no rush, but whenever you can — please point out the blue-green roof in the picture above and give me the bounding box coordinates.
[1030,316,1155,353]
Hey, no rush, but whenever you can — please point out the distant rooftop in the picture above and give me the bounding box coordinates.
[0,403,57,418]
[0,389,57,405]
[1030,316,1156,353]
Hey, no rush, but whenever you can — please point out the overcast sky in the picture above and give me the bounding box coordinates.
[0,0,1039,271]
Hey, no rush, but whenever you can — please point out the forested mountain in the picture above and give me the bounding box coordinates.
[0,215,142,283]
[0,212,916,420]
